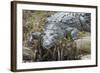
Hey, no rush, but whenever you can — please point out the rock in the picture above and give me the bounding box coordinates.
[81,54,91,60]
[75,36,91,50]
[23,47,35,62]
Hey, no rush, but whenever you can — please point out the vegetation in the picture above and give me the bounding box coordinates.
[22,10,91,62]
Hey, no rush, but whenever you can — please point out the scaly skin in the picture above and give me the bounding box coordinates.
[29,12,91,49]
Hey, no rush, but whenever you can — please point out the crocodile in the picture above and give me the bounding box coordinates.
[29,12,91,49]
